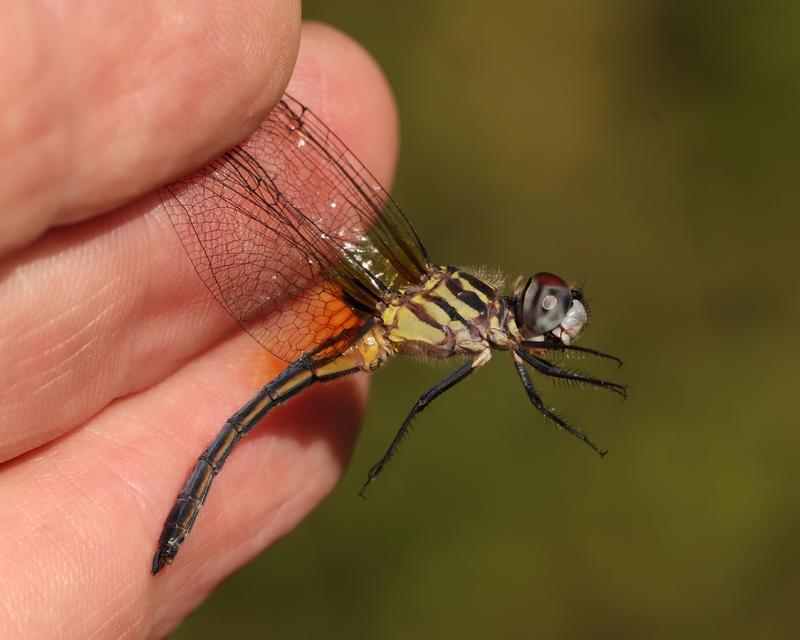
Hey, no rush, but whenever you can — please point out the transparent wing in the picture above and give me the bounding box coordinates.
[159,94,431,363]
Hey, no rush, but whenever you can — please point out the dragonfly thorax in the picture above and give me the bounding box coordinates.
[378,266,509,359]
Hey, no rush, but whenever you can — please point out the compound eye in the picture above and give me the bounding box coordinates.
[520,272,572,335]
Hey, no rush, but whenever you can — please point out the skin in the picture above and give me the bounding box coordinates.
[0,2,399,637]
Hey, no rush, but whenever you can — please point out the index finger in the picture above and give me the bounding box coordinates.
[0,0,301,254]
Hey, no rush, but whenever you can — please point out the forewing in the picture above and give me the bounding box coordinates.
[159,95,430,363]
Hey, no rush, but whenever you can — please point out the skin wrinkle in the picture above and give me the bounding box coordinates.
[66,9,175,210]
[79,568,140,640]
[89,608,140,640]
[9,293,94,354]
[96,38,200,197]
[81,425,165,524]
[33,461,96,534]
[31,301,112,372]
[83,420,157,472]
[0,7,58,228]
[247,6,301,119]
[0,543,33,622]
[0,334,102,454]
[38,513,82,589]
[0,497,33,599]
[36,8,71,232]
[21,368,77,418]
[0,210,203,452]
[28,464,143,638]
[52,434,130,507]
[133,402,203,460]
[13,524,72,628]
[5,89,62,217]
[5,222,128,334]
[4,351,71,401]
[0,598,24,640]
[4,278,115,369]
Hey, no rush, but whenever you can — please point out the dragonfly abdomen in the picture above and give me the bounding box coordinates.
[151,328,389,575]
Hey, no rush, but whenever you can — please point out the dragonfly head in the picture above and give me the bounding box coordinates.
[515,272,587,345]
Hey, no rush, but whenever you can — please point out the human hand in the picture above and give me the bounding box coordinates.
[0,2,398,637]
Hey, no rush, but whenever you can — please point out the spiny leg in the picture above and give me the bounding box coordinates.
[359,349,491,497]
[511,351,607,457]
[152,357,361,574]
[522,340,623,367]
[515,349,627,398]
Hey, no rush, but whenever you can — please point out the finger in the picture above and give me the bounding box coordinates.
[0,0,301,255]
[0,24,399,461]
[0,334,367,639]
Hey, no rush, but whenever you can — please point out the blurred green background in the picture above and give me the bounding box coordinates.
[175,1,800,638]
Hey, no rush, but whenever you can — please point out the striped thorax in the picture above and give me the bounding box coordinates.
[379,266,510,359]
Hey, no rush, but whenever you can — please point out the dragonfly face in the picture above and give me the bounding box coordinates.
[515,272,588,345]
[151,94,625,575]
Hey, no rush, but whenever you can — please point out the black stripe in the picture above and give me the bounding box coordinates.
[408,302,449,331]
[459,271,497,300]
[428,295,466,324]
[445,278,488,315]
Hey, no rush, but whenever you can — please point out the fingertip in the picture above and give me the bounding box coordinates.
[0,0,303,254]
[149,0,303,176]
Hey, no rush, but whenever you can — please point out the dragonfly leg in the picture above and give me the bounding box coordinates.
[521,340,624,367]
[152,357,361,575]
[516,349,627,398]
[359,349,490,497]
[512,351,607,457]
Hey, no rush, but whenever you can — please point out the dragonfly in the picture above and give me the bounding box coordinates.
[152,94,625,574]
